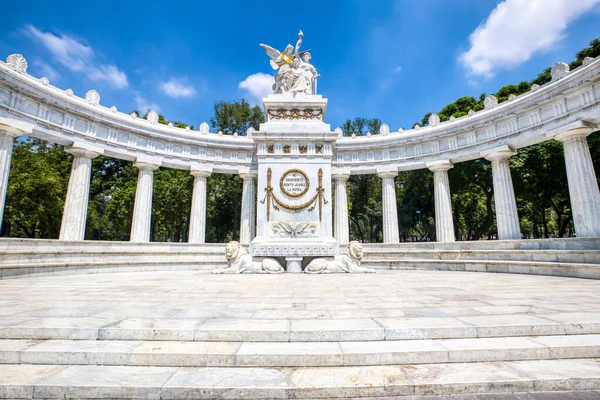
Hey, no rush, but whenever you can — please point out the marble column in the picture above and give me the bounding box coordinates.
[0,128,22,230]
[188,168,211,243]
[130,162,159,242]
[240,171,257,245]
[332,171,350,244]
[378,170,400,243]
[59,146,100,241]
[427,160,455,242]
[483,146,521,240]
[554,124,600,237]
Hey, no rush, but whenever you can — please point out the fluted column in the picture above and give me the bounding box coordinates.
[0,128,22,230]
[483,145,521,240]
[378,169,399,243]
[333,170,350,244]
[130,162,159,242]
[427,160,455,242]
[240,171,257,245]
[188,167,211,243]
[554,124,600,237]
[59,146,100,241]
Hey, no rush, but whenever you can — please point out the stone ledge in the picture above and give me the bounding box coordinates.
[1,359,600,398]
[0,334,598,368]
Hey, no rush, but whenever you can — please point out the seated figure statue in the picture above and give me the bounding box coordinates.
[212,241,284,274]
[304,241,376,274]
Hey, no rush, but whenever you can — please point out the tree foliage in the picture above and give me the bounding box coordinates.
[211,99,264,135]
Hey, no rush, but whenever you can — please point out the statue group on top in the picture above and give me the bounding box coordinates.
[261,30,319,95]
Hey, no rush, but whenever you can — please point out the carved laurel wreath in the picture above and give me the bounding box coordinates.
[280,169,310,198]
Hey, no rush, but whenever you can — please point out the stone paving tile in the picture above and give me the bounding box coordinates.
[162,366,290,399]
[340,339,449,365]
[508,359,600,392]
[437,337,550,362]
[290,318,385,341]
[0,317,119,340]
[194,318,289,341]
[98,318,204,341]
[375,317,478,340]
[402,361,536,396]
[132,340,240,367]
[455,315,567,337]
[0,364,66,398]
[236,341,343,366]
[33,365,177,399]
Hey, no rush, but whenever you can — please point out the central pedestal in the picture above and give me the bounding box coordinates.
[250,93,339,272]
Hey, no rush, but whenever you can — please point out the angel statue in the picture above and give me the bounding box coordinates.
[260,30,319,95]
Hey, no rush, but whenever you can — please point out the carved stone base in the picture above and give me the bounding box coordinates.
[285,257,303,273]
[250,236,338,258]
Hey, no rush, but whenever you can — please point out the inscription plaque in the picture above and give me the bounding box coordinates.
[280,169,310,198]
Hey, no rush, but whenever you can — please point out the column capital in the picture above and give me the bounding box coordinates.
[0,120,33,137]
[0,127,25,138]
[239,169,258,180]
[134,161,160,171]
[377,168,397,179]
[426,160,453,172]
[332,168,351,181]
[190,166,212,178]
[66,145,101,159]
[481,145,516,161]
[551,121,597,142]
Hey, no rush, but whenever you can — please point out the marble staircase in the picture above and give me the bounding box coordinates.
[2,237,600,280]
[1,270,600,398]
[362,238,600,279]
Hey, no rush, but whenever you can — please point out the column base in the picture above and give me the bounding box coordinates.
[285,257,303,273]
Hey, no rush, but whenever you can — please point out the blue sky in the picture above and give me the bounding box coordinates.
[1,0,599,131]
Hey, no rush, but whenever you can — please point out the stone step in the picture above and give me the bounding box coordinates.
[1,359,600,398]
[361,258,600,279]
[2,314,600,342]
[362,237,600,250]
[0,260,227,279]
[362,249,600,264]
[1,334,599,368]
[0,238,227,252]
[0,250,224,265]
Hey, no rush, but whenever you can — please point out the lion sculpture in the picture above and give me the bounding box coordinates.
[304,241,375,274]
[211,241,284,274]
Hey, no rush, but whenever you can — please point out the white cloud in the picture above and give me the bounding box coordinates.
[239,73,274,103]
[32,60,60,81]
[394,65,403,73]
[134,93,160,113]
[88,64,128,89]
[159,78,196,98]
[459,0,600,78]
[24,25,128,88]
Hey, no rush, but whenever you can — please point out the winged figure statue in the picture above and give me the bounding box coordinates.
[259,30,319,95]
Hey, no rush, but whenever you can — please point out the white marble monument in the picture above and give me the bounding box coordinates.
[213,31,373,274]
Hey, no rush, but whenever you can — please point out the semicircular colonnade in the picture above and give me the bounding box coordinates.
[0,53,599,278]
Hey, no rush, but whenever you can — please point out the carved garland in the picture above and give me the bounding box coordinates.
[261,168,328,221]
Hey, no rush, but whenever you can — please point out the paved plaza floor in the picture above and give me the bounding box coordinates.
[2,269,600,323]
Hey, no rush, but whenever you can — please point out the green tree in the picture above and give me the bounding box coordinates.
[205,99,266,242]
[3,138,71,238]
[211,99,264,135]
